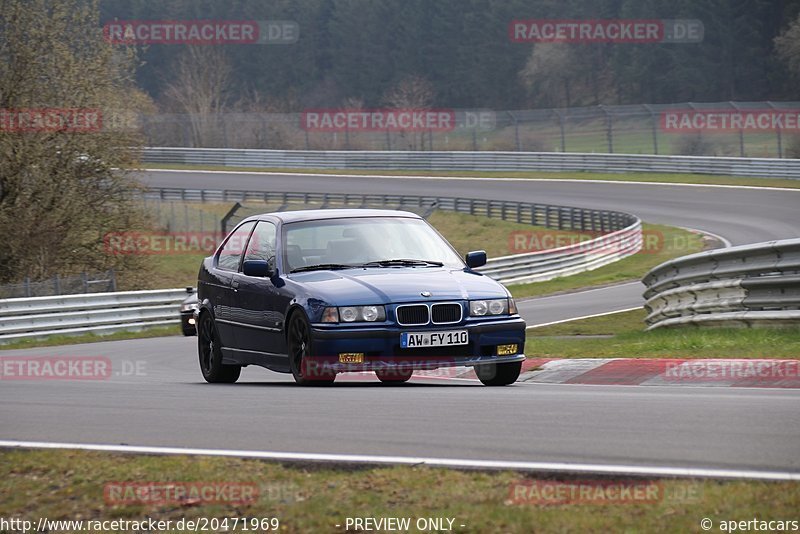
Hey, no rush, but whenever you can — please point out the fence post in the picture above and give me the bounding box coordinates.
[644,104,659,155]
[601,106,614,153]
[511,112,521,151]
[554,109,566,152]
[766,102,783,158]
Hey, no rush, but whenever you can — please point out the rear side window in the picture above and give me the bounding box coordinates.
[244,221,277,265]
[217,221,255,271]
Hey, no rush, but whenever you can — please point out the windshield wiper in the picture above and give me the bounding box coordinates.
[290,263,356,273]
[361,259,444,267]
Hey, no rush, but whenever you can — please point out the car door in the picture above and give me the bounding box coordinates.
[231,220,286,360]
[210,220,256,350]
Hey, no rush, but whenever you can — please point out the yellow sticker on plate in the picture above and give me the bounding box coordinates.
[339,353,364,363]
[497,344,518,356]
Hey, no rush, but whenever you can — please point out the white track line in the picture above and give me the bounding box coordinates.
[144,168,800,193]
[1,440,797,481]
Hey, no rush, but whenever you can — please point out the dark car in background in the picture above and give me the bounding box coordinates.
[196,209,526,386]
[179,288,199,336]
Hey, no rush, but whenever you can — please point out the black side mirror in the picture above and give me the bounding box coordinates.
[242,259,274,278]
[465,250,487,269]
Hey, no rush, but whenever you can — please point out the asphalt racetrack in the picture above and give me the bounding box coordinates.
[2,171,799,477]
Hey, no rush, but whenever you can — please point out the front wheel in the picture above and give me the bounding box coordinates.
[474,361,521,386]
[375,369,413,383]
[198,313,241,383]
[287,312,335,386]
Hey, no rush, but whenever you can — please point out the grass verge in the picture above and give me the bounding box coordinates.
[143,163,800,190]
[526,309,800,359]
[0,326,180,351]
[1,449,797,533]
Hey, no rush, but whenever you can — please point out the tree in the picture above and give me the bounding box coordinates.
[162,46,232,147]
[382,75,435,150]
[0,0,152,284]
[776,12,800,77]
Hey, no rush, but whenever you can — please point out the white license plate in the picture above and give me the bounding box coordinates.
[400,330,468,348]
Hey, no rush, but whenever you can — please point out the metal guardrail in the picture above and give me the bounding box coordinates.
[146,187,643,285]
[0,190,641,342]
[643,239,800,329]
[0,289,188,343]
[141,147,800,179]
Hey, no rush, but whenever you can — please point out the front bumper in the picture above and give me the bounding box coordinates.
[180,311,197,336]
[309,317,526,373]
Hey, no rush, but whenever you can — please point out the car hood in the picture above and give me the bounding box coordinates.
[288,267,508,305]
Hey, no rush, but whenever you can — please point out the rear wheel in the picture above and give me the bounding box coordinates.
[375,369,413,383]
[287,312,335,386]
[198,313,241,383]
[475,361,521,386]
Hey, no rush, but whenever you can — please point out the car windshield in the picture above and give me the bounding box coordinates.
[283,216,464,273]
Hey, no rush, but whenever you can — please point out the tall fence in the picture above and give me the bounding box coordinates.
[138,101,800,158]
[0,271,117,299]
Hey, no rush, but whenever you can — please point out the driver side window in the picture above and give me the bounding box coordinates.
[243,221,277,268]
[217,221,256,272]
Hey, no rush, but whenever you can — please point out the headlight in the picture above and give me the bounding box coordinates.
[361,305,381,322]
[340,307,359,322]
[180,303,199,312]
[321,305,386,323]
[469,299,509,316]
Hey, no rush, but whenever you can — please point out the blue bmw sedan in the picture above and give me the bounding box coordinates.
[196,209,526,386]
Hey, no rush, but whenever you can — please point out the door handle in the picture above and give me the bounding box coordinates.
[231,279,239,290]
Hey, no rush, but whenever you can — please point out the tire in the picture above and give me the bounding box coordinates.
[287,312,335,386]
[375,369,413,383]
[474,361,521,386]
[198,312,241,384]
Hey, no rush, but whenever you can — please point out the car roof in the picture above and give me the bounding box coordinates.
[243,208,424,224]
